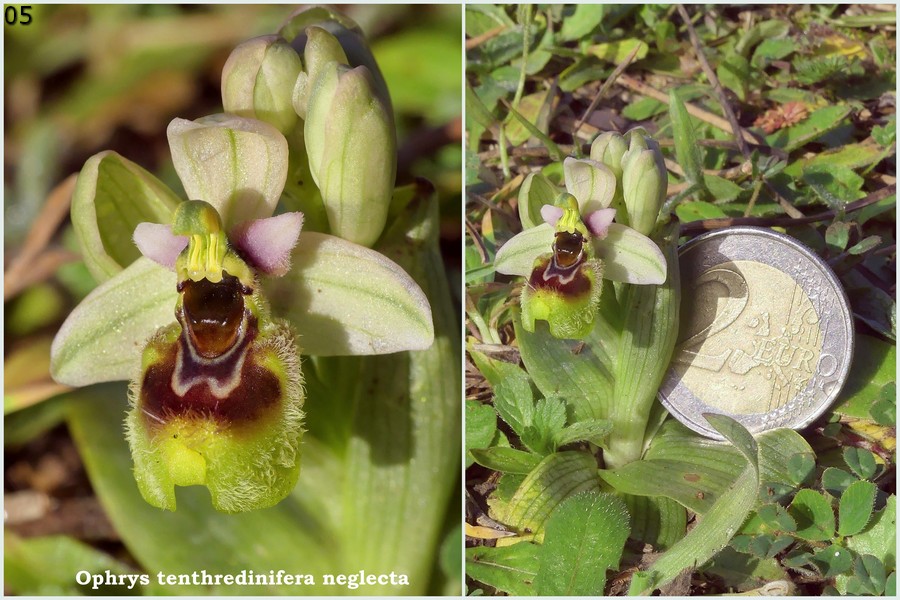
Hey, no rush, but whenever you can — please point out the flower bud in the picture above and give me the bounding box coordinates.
[590,132,628,180]
[305,62,396,247]
[292,26,349,120]
[280,7,392,112]
[222,35,303,135]
[621,133,667,236]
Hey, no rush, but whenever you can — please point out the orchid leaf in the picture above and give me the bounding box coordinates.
[49,258,178,387]
[563,157,616,213]
[72,151,181,282]
[498,451,601,539]
[167,114,288,229]
[628,415,761,595]
[593,224,667,285]
[494,223,554,277]
[516,307,615,422]
[264,231,434,356]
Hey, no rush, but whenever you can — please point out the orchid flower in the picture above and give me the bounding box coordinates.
[50,114,433,513]
[495,133,669,340]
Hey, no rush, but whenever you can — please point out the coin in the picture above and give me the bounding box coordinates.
[658,226,854,440]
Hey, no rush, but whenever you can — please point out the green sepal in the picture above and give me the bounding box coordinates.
[72,151,181,282]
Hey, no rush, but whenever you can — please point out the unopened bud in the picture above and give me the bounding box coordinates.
[305,62,396,247]
[222,35,303,135]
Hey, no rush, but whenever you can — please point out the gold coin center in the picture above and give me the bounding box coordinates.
[673,260,823,415]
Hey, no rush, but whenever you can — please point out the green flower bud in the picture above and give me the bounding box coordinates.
[590,132,628,180]
[292,26,349,120]
[222,35,303,135]
[305,62,396,247]
[621,132,667,236]
[280,7,392,113]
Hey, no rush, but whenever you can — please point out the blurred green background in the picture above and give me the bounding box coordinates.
[4,4,462,595]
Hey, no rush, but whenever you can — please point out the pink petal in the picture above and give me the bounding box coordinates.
[585,208,616,238]
[540,204,564,227]
[230,212,304,276]
[133,222,188,270]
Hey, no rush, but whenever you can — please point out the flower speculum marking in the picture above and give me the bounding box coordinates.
[127,200,305,513]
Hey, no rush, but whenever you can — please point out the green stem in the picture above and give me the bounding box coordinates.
[604,223,681,469]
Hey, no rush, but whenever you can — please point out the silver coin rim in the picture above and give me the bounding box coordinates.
[658,226,855,440]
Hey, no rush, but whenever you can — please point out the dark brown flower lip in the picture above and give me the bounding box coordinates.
[138,325,283,430]
[529,257,592,297]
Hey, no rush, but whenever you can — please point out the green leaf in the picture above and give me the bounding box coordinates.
[822,467,859,497]
[264,232,434,356]
[470,447,542,474]
[703,174,744,203]
[848,555,887,595]
[803,164,866,208]
[498,451,601,538]
[705,546,788,593]
[872,115,896,147]
[748,533,793,559]
[72,151,182,283]
[783,142,886,178]
[466,400,498,466]
[752,38,797,67]
[516,309,614,422]
[848,235,882,256]
[518,173,561,230]
[621,97,666,121]
[534,491,630,595]
[825,221,851,253]
[813,544,853,577]
[843,447,878,480]
[838,480,877,537]
[717,52,751,101]
[4,532,160,595]
[504,100,563,161]
[834,335,896,419]
[559,5,605,41]
[628,415,761,594]
[553,418,612,447]
[493,370,535,438]
[50,257,178,386]
[587,39,649,64]
[675,201,728,222]
[787,452,816,487]
[846,495,895,568]
[789,489,835,542]
[465,543,540,596]
[521,396,567,455]
[505,90,554,147]
[765,105,852,151]
[669,90,704,187]
[602,424,812,515]
[623,494,686,550]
